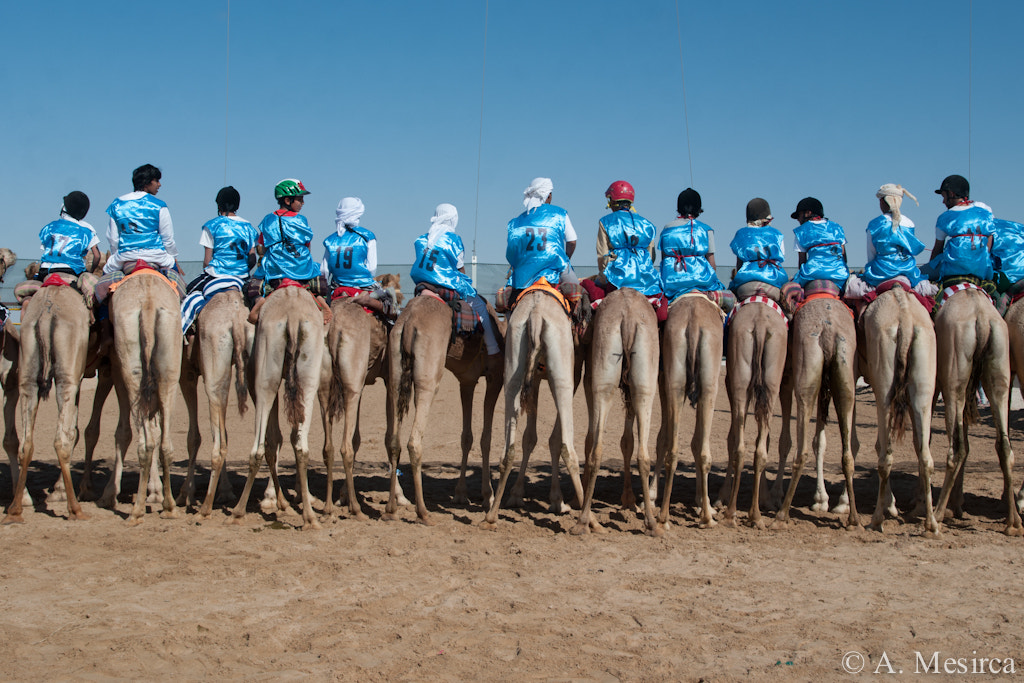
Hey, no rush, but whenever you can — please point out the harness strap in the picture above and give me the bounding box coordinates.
[726,294,788,329]
[513,277,570,317]
[796,291,855,319]
[107,266,178,297]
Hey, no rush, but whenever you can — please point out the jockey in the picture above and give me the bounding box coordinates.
[506,177,578,289]
[791,197,850,290]
[594,180,661,297]
[411,203,500,356]
[847,184,937,299]
[39,191,101,278]
[659,187,724,302]
[102,164,181,276]
[728,198,788,300]
[927,174,996,283]
[14,191,101,318]
[994,219,1024,293]
[247,178,328,324]
[321,197,394,317]
[180,186,258,334]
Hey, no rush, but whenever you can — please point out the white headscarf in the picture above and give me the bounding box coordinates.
[523,177,554,212]
[875,184,918,231]
[427,203,458,248]
[335,197,364,233]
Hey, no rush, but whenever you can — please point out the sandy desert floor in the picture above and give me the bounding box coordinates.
[1,369,1023,682]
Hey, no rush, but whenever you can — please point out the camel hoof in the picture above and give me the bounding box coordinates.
[505,495,526,509]
[146,493,163,505]
[160,509,179,520]
[259,499,279,514]
[719,517,738,529]
[416,515,436,527]
[647,524,664,538]
[1,514,25,525]
[770,516,791,529]
[867,520,884,533]
[830,503,850,515]
[349,510,369,522]
[303,519,322,531]
[452,488,469,506]
[570,522,590,536]
[479,519,498,531]
[396,493,412,507]
[96,494,116,510]
[810,502,828,513]
[746,517,766,530]
[381,512,399,522]
[126,516,144,527]
[1003,524,1024,537]
[226,514,245,525]
[70,511,91,521]
[549,500,571,515]
[922,527,940,539]
[46,490,67,504]
[698,517,716,530]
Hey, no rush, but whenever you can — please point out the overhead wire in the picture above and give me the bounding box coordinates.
[675,0,694,186]
[472,0,489,283]
[224,0,231,185]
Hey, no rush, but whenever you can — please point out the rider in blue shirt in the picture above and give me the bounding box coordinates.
[596,180,661,297]
[791,197,850,290]
[412,203,500,355]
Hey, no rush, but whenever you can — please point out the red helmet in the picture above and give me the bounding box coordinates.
[605,180,635,203]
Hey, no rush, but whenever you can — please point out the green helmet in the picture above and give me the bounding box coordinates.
[274,178,310,199]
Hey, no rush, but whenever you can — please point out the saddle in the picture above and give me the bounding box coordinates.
[725,294,789,329]
[270,278,332,324]
[860,278,935,314]
[107,261,184,300]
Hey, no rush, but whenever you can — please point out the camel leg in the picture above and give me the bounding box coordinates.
[983,369,1024,536]
[656,387,681,532]
[477,367,502,509]
[870,380,896,531]
[631,386,658,535]
[339,384,367,520]
[3,380,29,509]
[572,358,614,535]
[97,380,131,509]
[229,393,274,524]
[482,327,531,528]
[261,399,288,513]
[128,415,159,525]
[78,364,113,501]
[692,384,718,529]
[911,372,939,535]
[544,331,584,514]
[292,382,322,530]
[619,408,638,512]
[177,365,201,508]
[406,373,441,525]
[3,385,40,524]
[508,380,541,509]
[383,358,404,520]
[767,368,793,510]
[722,384,747,527]
[157,386,178,520]
[933,386,969,527]
[774,387,814,527]
[453,380,477,506]
[834,369,860,529]
[811,425,830,513]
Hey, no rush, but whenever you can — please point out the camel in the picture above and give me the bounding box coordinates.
[572,288,659,535]
[383,292,504,524]
[932,287,1023,535]
[651,294,724,531]
[230,286,325,530]
[482,288,584,528]
[859,286,939,533]
[721,296,788,528]
[773,292,860,529]
[1003,297,1024,512]
[319,274,403,520]
[2,281,92,523]
[108,269,184,524]
[178,289,253,516]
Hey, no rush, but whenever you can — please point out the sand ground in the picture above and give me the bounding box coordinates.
[1,370,1023,681]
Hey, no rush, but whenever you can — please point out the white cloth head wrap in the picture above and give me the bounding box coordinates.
[335,197,364,232]
[523,177,554,212]
[427,203,458,248]
[875,184,918,231]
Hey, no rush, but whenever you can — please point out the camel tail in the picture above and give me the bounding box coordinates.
[35,316,53,400]
[751,333,772,423]
[888,325,911,442]
[964,332,987,426]
[136,307,161,419]
[519,317,543,418]
[684,327,702,408]
[282,317,306,428]
[232,315,249,417]
[328,345,345,421]
[396,327,414,419]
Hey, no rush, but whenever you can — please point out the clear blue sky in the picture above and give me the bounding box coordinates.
[3,1,1022,271]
